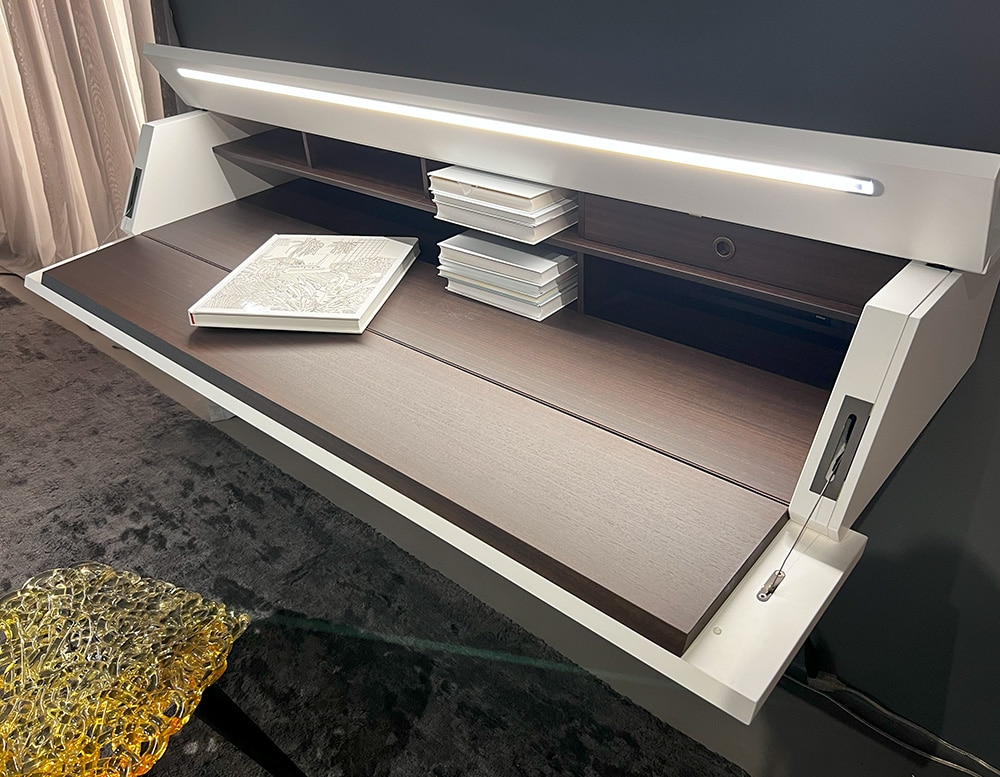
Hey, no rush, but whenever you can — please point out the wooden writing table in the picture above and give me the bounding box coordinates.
[38,196,829,658]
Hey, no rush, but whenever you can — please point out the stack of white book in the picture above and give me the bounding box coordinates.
[437,231,578,321]
[428,166,578,244]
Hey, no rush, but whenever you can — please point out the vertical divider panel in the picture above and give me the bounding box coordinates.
[301,132,314,168]
[421,158,453,205]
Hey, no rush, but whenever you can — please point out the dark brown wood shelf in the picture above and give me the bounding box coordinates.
[576,194,905,321]
[550,228,864,323]
[215,130,437,213]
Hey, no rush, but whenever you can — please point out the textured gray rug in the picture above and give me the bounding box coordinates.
[0,287,747,777]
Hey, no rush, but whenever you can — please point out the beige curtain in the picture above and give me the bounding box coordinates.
[0,0,162,275]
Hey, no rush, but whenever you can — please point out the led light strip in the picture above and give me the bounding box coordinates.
[179,67,877,196]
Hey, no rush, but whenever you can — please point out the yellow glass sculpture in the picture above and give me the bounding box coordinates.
[0,563,249,776]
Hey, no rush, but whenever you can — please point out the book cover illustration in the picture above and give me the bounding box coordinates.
[194,235,417,320]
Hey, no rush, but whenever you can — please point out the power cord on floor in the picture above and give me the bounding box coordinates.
[783,672,1000,777]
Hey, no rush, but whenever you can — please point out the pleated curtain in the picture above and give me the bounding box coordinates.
[0,0,161,274]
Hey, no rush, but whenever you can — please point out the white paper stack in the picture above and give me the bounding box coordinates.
[428,166,578,244]
[437,231,578,321]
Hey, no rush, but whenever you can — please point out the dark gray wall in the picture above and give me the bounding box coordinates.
[168,0,1000,153]
[165,0,1000,763]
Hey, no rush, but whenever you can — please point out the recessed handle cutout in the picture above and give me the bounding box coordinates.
[124,167,143,220]
[810,396,873,501]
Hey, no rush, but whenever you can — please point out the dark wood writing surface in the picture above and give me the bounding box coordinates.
[147,200,329,266]
[373,266,826,502]
[147,201,829,502]
[43,233,789,655]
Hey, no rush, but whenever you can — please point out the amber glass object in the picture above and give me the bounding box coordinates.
[0,563,249,776]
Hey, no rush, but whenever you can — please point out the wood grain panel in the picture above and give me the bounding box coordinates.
[215,133,436,212]
[581,194,906,310]
[146,201,830,501]
[147,200,335,268]
[305,134,430,199]
[551,227,865,323]
[42,238,788,655]
[377,264,827,501]
[148,188,458,269]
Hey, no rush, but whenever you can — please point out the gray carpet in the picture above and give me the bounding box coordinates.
[0,287,748,777]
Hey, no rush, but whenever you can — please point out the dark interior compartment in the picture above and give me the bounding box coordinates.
[582,256,854,389]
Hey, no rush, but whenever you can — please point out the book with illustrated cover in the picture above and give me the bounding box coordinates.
[187,234,419,334]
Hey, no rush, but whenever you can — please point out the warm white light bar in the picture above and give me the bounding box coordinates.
[178,67,877,196]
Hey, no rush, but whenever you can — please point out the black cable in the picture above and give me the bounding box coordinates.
[785,673,1000,777]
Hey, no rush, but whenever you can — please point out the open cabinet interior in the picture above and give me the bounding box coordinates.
[214,128,907,393]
